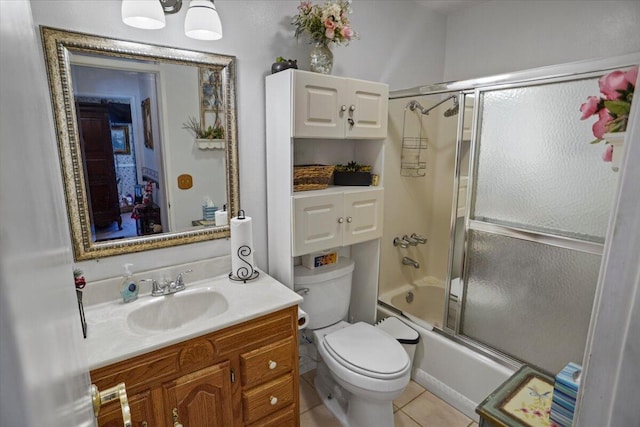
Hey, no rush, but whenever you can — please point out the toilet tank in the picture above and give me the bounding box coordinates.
[294,258,355,330]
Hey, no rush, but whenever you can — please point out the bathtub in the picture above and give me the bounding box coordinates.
[377,278,513,421]
[379,277,462,329]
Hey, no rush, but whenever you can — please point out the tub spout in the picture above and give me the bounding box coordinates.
[402,257,420,269]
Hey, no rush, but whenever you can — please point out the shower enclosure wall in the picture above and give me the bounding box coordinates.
[379,54,639,376]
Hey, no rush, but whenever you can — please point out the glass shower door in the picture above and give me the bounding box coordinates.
[458,75,621,374]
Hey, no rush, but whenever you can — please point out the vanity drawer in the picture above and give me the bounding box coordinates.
[240,338,295,388]
[247,404,297,427]
[242,374,294,424]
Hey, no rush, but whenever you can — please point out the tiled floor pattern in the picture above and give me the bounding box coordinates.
[299,370,478,427]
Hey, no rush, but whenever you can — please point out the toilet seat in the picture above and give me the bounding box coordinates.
[322,322,409,380]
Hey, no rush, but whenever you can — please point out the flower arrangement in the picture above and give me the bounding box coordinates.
[292,0,357,47]
[580,66,637,144]
[182,116,225,140]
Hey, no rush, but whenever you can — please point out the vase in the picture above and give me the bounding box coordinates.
[603,132,626,172]
[309,42,333,74]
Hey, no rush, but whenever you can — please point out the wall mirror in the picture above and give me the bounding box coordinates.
[41,27,239,260]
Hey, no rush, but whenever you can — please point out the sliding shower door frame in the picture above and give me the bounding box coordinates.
[390,52,640,371]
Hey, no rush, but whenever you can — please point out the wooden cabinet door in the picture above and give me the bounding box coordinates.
[77,102,122,230]
[343,188,384,245]
[97,389,154,427]
[345,79,389,139]
[293,192,343,256]
[162,362,234,427]
[293,72,347,138]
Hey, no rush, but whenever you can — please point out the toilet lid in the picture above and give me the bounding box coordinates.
[323,322,409,379]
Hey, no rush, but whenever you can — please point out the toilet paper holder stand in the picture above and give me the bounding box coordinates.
[229,244,260,283]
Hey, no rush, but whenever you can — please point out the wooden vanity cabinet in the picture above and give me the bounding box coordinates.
[91,306,300,427]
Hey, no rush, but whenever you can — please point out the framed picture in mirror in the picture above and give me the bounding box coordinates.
[111,125,130,154]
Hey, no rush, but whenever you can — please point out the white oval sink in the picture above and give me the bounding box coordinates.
[127,289,228,333]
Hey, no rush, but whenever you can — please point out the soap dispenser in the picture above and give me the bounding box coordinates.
[120,263,139,303]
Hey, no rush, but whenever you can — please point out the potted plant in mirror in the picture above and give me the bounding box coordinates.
[271,57,298,74]
[334,161,372,186]
[182,116,226,150]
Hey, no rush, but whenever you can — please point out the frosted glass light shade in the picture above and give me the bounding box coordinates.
[184,0,223,40]
[122,0,166,29]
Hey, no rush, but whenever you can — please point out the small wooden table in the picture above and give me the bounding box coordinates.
[476,365,554,427]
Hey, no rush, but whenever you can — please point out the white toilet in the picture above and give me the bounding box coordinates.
[295,258,411,427]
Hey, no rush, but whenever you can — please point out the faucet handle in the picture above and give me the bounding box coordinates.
[140,278,163,296]
[175,269,193,287]
[411,233,428,244]
[393,237,409,248]
[403,235,419,246]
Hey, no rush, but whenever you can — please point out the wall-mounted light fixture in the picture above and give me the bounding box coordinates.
[121,0,223,40]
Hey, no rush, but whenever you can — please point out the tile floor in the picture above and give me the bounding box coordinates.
[299,370,479,427]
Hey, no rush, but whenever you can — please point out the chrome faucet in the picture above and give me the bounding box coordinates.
[410,233,428,244]
[403,235,419,246]
[393,237,410,248]
[144,269,193,297]
[402,257,420,269]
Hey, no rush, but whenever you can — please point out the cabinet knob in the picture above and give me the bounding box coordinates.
[340,105,347,112]
[268,360,277,370]
[349,105,356,112]
[346,216,353,223]
[270,396,278,406]
[338,217,344,224]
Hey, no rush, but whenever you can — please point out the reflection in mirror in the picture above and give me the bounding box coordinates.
[41,27,239,260]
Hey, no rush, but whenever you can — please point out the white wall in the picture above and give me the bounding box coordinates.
[30,0,446,281]
[443,0,640,81]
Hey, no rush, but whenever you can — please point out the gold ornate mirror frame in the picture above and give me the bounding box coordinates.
[41,27,239,260]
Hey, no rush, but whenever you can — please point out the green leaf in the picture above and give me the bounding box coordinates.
[604,100,631,116]
[589,138,603,144]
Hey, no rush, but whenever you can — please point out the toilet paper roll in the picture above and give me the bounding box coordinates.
[230,212,256,280]
[297,307,309,330]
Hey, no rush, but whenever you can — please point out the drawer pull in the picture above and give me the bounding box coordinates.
[268,360,277,370]
[270,396,278,406]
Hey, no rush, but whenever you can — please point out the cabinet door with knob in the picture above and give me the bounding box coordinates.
[292,71,387,139]
[292,188,383,256]
[162,362,234,427]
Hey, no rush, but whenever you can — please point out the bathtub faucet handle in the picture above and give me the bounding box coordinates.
[403,235,419,246]
[411,233,428,244]
[393,237,409,248]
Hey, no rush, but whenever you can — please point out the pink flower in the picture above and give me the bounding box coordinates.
[599,70,628,100]
[325,28,335,39]
[340,25,353,40]
[625,65,638,87]
[324,18,337,30]
[580,96,600,119]
[297,1,312,12]
[602,144,613,162]
[592,108,611,139]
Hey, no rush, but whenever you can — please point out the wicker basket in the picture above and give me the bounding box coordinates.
[293,164,335,192]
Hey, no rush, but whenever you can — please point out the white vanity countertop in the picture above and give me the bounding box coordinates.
[84,271,302,370]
